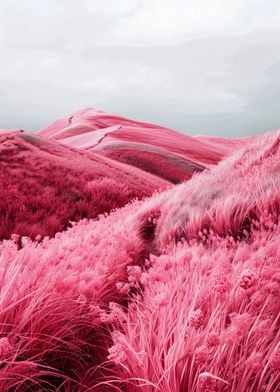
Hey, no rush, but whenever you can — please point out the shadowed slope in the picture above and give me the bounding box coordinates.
[0,130,169,241]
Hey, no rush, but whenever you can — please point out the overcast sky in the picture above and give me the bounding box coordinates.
[1,0,280,136]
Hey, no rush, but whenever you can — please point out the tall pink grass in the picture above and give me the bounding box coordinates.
[0,131,279,391]
[105,133,280,391]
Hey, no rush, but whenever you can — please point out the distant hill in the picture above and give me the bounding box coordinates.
[39,108,242,182]
[0,109,239,241]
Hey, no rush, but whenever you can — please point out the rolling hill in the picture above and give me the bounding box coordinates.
[0,110,278,391]
[0,109,240,241]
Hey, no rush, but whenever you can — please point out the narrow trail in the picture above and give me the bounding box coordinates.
[90,125,122,149]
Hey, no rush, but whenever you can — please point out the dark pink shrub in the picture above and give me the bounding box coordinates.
[99,147,204,184]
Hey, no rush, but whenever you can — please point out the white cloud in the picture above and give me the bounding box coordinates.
[37,57,60,67]
[83,0,280,46]
[0,0,280,135]
[1,0,279,48]
[79,78,116,92]
[85,0,140,18]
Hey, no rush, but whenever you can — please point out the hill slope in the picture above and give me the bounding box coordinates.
[39,108,243,182]
[0,120,279,391]
[0,129,169,241]
[1,108,240,241]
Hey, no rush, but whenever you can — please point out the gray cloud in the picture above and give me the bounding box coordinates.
[0,0,280,136]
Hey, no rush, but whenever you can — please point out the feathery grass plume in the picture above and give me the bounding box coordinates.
[0,126,279,390]
[105,132,280,392]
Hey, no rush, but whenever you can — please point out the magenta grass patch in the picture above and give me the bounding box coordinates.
[0,110,279,391]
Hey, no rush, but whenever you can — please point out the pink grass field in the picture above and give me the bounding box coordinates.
[0,110,279,391]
